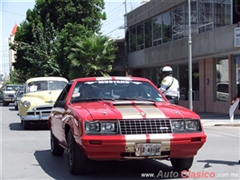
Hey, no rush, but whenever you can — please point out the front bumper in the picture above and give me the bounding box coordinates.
[20,106,52,121]
[78,132,206,160]
[3,97,15,103]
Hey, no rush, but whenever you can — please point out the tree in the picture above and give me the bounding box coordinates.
[52,23,93,80]
[10,0,106,80]
[68,34,117,79]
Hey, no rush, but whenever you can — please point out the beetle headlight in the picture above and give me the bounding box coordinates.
[23,100,31,108]
[171,120,201,133]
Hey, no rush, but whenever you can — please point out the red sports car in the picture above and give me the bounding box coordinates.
[48,76,207,175]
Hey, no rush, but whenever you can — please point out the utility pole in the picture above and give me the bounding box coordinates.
[188,0,193,110]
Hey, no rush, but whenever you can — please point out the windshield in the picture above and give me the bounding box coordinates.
[27,80,67,92]
[5,85,22,91]
[71,80,165,103]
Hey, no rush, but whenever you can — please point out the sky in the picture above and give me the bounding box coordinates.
[0,0,143,78]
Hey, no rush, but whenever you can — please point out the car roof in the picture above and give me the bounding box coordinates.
[26,77,68,84]
[70,76,152,83]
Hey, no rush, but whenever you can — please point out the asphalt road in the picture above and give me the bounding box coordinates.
[1,104,240,180]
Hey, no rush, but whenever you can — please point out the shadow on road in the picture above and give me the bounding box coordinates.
[9,122,49,131]
[197,159,239,167]
[34,150,185,179]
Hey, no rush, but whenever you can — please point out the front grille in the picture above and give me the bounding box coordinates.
[119,119,172,135]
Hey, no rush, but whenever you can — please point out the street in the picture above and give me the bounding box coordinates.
[1,104,240,180]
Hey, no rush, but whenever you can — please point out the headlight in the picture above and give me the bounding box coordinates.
[85,122,100,132]
[171,120,185,132]
[23,100,31,108]
[185,120,200,131]
[171,120,201,133]
[101,122,117,132]
[85,121,117,134]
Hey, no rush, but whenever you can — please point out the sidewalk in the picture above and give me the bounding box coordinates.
[197,112,240,127]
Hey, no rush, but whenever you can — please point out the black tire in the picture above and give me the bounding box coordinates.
[51,131,64,156]
[23,121,31,130]
[170,157,194,171]
[67,130,87,175]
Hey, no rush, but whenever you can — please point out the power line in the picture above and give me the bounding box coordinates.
[104,0,164,36]
[1,9,25,17]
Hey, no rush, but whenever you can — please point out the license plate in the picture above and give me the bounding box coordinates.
[135,143,161,156]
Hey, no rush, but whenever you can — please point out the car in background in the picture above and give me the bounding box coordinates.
[48,76,207,175]
[18,76,68,130]
[14,85,25,110]
[0,84,23,106]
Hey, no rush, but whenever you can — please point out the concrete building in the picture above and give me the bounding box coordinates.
[125,0,240,114]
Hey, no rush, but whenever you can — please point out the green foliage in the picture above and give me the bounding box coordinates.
[68,34,117,79]
[10,69,27,84]
[10,0,112,80]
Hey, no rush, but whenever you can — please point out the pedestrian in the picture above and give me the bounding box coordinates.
[159,66,180,105]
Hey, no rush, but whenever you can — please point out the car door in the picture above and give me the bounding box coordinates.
[51,83,72,147]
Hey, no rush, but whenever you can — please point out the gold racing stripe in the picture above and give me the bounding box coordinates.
[115,105,143,119]
[135,105,166,118]
[115,104,166,119]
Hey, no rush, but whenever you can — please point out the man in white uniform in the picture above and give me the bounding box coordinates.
[159,66,180,105]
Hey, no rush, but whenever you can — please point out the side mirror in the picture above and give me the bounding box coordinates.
[53,100,66,108]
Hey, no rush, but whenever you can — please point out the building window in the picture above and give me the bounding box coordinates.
[129,27,136,52]
[144,20,152,48]
[172,5,185,40]
[214,0,231,28]
[137,23,144,50]
[215,57,229,102]
[162,12,172,43]
[198,0,214,33]
[152,15,163,46]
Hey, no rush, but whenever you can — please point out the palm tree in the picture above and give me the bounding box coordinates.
[68,34,117,79]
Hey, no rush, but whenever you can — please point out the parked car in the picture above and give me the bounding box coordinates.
[0,84,23,106]
[48,76,207,175]
[18,76,68,130]
[14,85,25,110]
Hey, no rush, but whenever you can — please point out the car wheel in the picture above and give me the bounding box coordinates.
[51,131,64,156]
[170,157,194,171]
[23,121,31,130]
[67,130,87,175]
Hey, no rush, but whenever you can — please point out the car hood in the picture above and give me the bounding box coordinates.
[72,101,200,120]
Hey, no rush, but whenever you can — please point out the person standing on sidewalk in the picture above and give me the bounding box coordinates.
[159,66,180,105]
